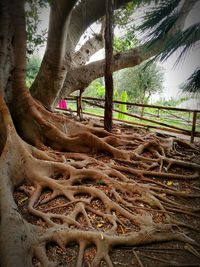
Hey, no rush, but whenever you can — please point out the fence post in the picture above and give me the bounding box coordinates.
[157,109,160,118]
[76,96,79,116]
[191,111,197,143]
[77,90,83,120]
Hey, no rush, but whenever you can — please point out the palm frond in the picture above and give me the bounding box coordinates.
[159,23,200,63]
[144,12,179,48]
[138,0,180,31]
[182,68,200,94]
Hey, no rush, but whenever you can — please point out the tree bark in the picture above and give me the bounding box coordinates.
[30,1,77,109]
[62,46,145,97]
[65,0,130,52]
[9,0,26,92]
[72,24,105,68]
[104,0,114,132]
[0,0,12,97]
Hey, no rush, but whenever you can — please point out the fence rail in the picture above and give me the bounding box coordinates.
[56,96,200,143]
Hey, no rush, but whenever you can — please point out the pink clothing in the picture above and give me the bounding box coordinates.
[58,99,67,109]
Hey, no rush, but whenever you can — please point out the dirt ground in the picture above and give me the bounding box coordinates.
[13,119,200,267]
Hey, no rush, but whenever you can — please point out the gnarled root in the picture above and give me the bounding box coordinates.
[1,96,200,267]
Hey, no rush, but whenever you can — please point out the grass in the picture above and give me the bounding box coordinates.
[66,101,200,132]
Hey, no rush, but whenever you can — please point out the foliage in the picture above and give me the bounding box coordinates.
[138,0,200,93]
[26,55,41,87]
[114,0,159,28]
[181,68,200,95]
[114,1,136,28]
[83,78,120,100]
[114,27,138,52]
[138,0,180,44]
[156,23,200,64]
[83,79,105,99]
[25,0,49,55]
[114,61,164,103]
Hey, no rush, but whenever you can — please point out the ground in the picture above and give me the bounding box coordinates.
[10,113,200,267]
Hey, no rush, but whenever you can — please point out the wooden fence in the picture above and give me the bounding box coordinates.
[56,96,200,143]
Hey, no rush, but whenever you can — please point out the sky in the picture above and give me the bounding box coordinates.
[37,1,200,102]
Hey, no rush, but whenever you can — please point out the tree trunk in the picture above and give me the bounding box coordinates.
[30,1,76,109]
[104,0,114,132]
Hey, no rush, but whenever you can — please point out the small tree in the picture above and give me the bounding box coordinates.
[114,61,164,104]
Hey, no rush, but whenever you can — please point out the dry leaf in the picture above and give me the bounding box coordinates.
[19,196,28,204]
[97,223,103,228]
[167,181,173,186]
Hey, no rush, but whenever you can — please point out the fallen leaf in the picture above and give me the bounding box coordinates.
[19,196,28,204]
[167,181,173,186]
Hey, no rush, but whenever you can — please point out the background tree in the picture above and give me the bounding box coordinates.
[83,79,106,99]
[114,61,164,103]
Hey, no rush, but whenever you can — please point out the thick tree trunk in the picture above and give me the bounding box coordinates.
[10,0,26,91]
[0,0,12,96]
[30,1,76,109]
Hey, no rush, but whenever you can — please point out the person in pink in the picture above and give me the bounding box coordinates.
[58,99,67,109]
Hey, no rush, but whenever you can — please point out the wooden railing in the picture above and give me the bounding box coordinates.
[56,96,200,143]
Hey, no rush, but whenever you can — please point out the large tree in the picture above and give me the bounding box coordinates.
[1,1,200,267]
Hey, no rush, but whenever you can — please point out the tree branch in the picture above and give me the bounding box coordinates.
[60,0,198,97]
[65,0,130,52]
[72,23,104,67]
[61,46,145,96]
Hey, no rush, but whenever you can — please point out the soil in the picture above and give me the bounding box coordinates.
[12,119,200,267]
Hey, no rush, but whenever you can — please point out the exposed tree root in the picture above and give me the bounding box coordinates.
[1,95,200,267]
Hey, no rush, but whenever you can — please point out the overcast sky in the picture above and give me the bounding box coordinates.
[37,1,200,102]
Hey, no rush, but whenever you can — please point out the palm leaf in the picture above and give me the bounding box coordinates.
[182,68,200,94]
[138,0,180,31]
[159,23,200,63]
[144,12,179,48]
